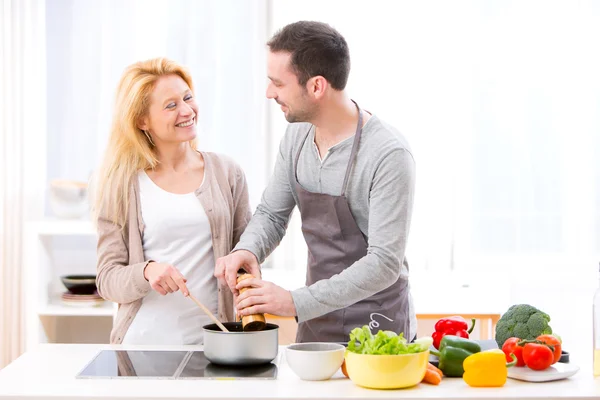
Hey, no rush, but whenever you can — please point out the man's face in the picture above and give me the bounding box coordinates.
[266,51,317,123]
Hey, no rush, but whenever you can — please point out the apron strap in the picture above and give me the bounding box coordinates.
[294,125,313,183]
[293,100,364,195]
[341,101,363,196]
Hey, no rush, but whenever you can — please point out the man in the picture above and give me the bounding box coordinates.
[215,21,416,343]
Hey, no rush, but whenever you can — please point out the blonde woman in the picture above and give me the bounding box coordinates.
[94,58,251,345]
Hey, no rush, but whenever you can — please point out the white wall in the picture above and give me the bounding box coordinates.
[267,0,600,367]
[45,0,269,211]
[36,1,600,363]
[40,0,270,344]
[269,0,600,270]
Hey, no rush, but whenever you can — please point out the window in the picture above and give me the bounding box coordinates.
[267,1,600,279]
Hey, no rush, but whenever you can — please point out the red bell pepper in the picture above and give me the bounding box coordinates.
[432,316,476,349]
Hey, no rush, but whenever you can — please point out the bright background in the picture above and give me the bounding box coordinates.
[2,0,599,369]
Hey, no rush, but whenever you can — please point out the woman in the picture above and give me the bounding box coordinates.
[93,57,251,345]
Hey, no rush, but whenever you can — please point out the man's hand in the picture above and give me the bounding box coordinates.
[235,278,296,317]
[214,250,260,295]
[144,262,189,296]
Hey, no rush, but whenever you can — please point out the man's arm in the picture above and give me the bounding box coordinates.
[291,148,415,322]
[233,129,297,263]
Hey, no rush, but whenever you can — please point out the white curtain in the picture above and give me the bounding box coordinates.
[268,0,600,283]
[0,0,47,369]
[45,0,269,209]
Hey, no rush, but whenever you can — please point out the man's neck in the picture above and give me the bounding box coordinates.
[312,95,366,158]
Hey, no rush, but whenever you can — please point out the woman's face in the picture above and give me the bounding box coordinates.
[139,74,198,145]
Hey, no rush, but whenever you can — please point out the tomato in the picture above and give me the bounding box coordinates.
[522,342,554,371]
[536,335,562,364]
[501,337,525,367]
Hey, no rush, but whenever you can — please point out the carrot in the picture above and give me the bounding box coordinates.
[428,362,443,377]
[422,368,442,385]
[422,363,442,385]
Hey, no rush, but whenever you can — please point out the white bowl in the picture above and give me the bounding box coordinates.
[285,342,345,381]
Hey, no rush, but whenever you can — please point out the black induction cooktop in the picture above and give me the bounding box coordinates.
[76,350,279,380]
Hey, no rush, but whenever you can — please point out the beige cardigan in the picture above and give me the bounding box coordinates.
[95,152,252,344]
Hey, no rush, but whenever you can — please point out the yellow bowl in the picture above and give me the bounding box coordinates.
[344,350,429,389]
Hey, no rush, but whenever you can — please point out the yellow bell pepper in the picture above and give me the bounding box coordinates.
[463,349,517,387]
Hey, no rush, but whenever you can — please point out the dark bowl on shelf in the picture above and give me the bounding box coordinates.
[60,274,97,295]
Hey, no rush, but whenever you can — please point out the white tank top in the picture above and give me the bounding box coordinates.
[121,170,218,345]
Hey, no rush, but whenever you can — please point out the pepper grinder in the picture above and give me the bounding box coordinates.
[237,270,266,331]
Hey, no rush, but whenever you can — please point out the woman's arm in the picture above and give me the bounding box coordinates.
[96,207,151,304]
[231,162,252,248]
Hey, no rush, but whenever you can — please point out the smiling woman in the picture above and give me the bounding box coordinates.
[92,57,253,345]
[138,75,198,147]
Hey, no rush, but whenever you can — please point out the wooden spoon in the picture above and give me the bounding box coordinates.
[188,293,229,332]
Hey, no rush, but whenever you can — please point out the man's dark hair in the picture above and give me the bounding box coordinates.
[267,21,350,91]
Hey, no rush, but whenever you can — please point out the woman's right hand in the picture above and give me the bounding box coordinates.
[143,262,189,296]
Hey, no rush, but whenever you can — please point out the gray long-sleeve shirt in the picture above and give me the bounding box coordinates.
[234,114,416,325]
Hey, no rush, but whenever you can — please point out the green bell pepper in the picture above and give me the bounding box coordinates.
[430,335,482,377]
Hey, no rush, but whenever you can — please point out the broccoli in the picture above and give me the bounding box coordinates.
[495,304,552,347]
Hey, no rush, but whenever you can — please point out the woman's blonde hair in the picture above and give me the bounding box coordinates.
[93,57,197,227]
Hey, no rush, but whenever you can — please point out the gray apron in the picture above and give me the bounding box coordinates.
[294,102,410,343]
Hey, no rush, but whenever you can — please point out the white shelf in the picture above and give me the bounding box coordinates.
[38,297,116,317]
[28,219,95,236]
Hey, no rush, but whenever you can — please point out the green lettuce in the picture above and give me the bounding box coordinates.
[347,325,432,355]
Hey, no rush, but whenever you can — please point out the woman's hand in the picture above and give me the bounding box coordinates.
[143,262,189,296]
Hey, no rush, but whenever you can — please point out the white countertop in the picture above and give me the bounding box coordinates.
[0,344,598,400]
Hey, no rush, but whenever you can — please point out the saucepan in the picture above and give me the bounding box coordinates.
[203,322,279,366]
